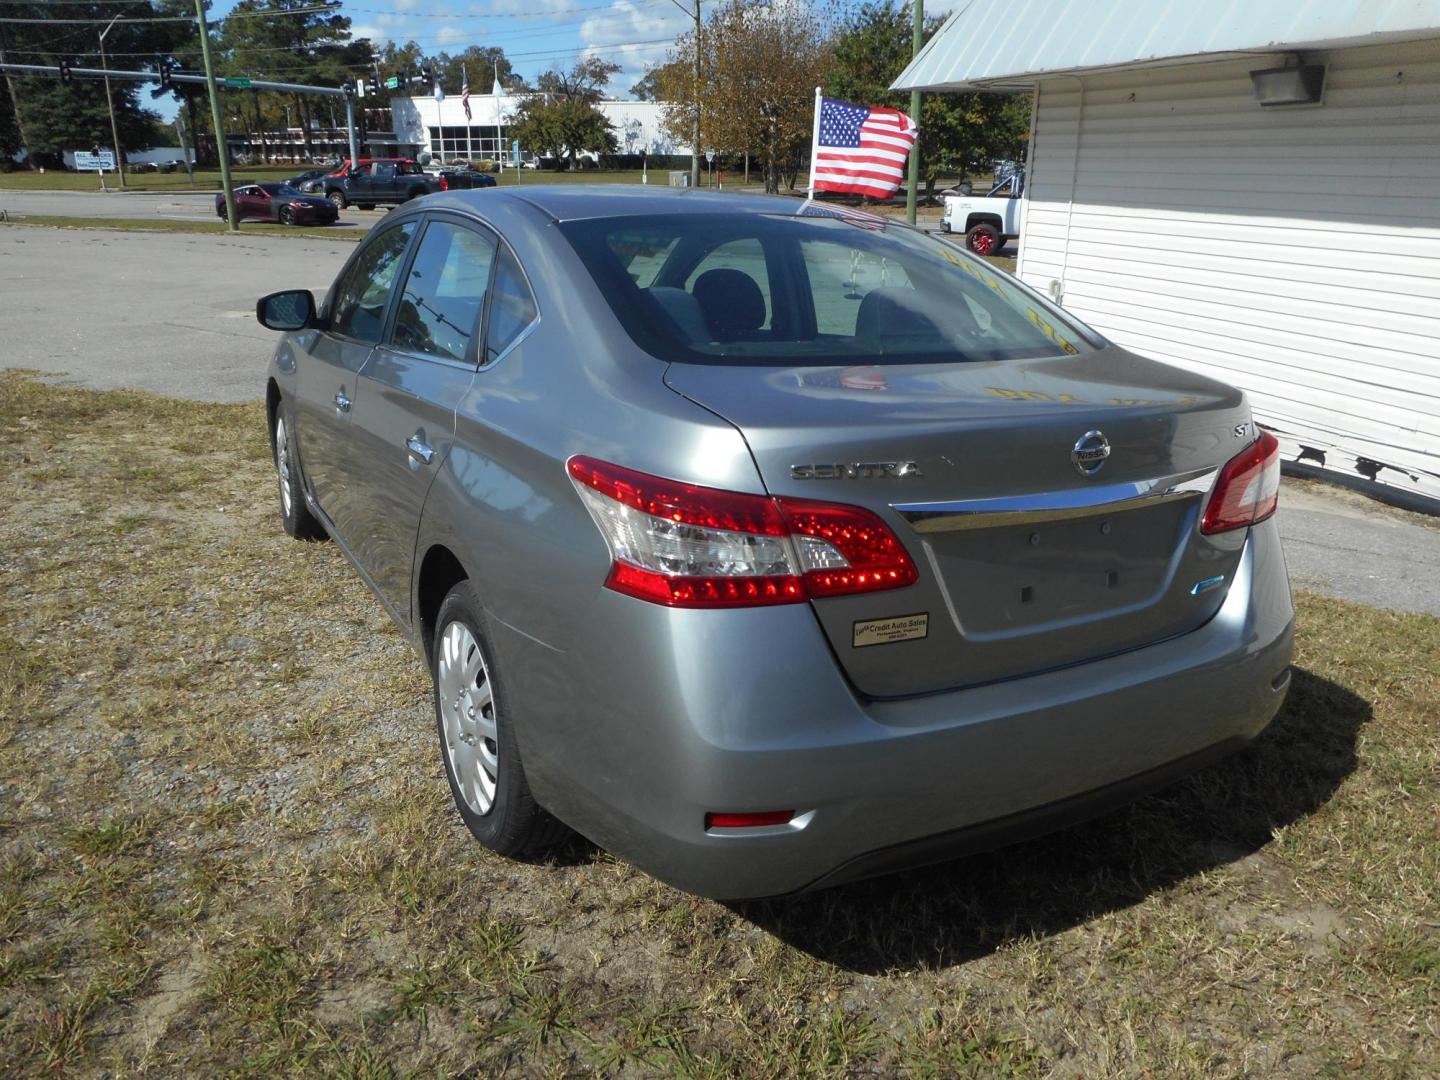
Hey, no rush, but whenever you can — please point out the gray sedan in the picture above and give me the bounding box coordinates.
[256,187,1294,899]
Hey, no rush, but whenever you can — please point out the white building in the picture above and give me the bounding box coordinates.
[896,1,1440,507]
[391,84,684,164]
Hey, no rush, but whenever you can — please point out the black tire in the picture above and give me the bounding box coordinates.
[272,407,326,541]
[356,203,375,211]
[957,180,974,196]
[328,189,347,210]
[217,203,228,222]
[407,187,426,201]
[278,206,294,226]
[432,582,568,857]
[965,222,1002,256]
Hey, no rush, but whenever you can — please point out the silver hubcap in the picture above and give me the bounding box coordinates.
[275,415,294,517]
[437,621,499,816]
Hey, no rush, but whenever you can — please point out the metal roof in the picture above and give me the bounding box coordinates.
[893,0,1440,91]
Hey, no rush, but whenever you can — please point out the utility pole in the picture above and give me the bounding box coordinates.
[98,14,127,189]
[690,0,700,188]
[0,21,38,168]
[905,0,923,225]
[193,0,237,230]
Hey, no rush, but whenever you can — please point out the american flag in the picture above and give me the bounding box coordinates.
[461,65,471,120]
[812,96,917,198]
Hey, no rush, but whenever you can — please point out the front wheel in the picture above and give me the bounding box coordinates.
[278,206,294,226]
[328,190,347,210]
[273,410,326,541]
[433,583,567,856]
[966,222,1002,256]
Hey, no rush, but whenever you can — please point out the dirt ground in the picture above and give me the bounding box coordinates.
[1,371,1436,1076]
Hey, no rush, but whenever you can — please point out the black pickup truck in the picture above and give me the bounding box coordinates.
[324,159,494,209]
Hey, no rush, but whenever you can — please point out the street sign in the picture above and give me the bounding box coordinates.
[224,76,251,89]
[512,139,520,164]
[384,75,401,90]
[73,150,116,171]
[705,149,715,163]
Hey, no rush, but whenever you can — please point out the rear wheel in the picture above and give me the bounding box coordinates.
[407,187,426,201]
[966,222,1001,256]
[328,190,347,210]
[356,203,375,211]
[432,582,567,856]
[273,410,326,541]
[217,203,228,221]
[278,206,294,226]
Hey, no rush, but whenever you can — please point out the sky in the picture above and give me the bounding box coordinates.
[157,0,961,121]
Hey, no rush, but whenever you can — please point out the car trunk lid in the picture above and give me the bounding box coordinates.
[665,348,1255,697]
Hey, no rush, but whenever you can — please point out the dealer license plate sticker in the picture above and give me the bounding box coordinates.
[852,613,928,648]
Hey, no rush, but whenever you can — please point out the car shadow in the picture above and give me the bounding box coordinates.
[731,666,1368,975]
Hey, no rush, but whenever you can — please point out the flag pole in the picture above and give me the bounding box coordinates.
[905,0,924,224]
[464,65,472,164]
[806,85,821,203]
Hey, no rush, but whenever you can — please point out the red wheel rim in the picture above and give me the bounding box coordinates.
[971,232,995,255]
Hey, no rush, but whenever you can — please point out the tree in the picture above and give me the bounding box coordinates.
[433,47,513,97]
[217,0,369,161]
[657,0,831,193]
[631,61,685,102]
[0,1,189,168]
[827,1,1031,198]
[509,58,619,169]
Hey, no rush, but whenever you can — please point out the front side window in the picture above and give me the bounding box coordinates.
[328,222,416,344]
[485,246,538,364]
[391,221,496,363]
[561,212,1097,366]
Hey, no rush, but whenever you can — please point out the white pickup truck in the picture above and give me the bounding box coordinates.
[941,171,1023,256]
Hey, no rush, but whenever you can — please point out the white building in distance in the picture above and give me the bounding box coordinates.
[390,83,684,164]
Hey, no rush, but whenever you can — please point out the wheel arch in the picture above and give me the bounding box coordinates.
[416,544,470,664]
[965,212,1003,233]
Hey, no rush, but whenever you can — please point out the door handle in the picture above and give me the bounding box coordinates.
[334,390,352,413]
[406,435,435,464]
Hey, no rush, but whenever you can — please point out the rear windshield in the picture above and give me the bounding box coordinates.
[558,209,1098,366]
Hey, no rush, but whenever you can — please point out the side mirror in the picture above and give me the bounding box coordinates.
[256,289,317,331]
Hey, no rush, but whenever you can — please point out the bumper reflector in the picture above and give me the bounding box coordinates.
[704,810,795,830]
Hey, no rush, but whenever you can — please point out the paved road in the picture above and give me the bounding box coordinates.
[0,226,352,402]
[0,188,384,228]
[1,225,1434,614]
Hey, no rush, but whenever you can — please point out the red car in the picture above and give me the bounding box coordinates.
[216,183,340,226]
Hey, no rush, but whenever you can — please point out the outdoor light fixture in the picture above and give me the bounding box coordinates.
[1250,62,1326,106]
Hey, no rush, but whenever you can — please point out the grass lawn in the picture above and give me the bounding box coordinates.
[2,371,1433,1076]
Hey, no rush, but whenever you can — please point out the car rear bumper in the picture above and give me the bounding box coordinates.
[511,518,1294,900]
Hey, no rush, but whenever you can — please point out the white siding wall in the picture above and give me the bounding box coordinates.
[1019,40,1440,502]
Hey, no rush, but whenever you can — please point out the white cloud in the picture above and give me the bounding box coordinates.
[577,0,687,97]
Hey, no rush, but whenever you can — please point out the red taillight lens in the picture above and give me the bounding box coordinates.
[439,175,449,191]
[568,456,917,608]
[1202,429,1281,534]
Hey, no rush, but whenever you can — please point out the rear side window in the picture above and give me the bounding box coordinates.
[392,221,496,363]
[485,247,538,364]
[329,222,416,344]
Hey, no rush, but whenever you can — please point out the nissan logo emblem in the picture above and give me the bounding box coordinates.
[1071,430,1111,477]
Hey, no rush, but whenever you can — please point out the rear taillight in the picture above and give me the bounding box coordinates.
[1201,429,1281,534]
[439,175,449,191]
[567,456,918,608]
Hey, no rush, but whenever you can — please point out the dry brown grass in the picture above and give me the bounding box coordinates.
[1,370,1436,1077]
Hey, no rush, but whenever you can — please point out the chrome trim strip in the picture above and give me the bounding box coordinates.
[893,467,1219,533]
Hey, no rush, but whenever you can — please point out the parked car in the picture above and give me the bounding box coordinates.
[285,167,332,190]
[942,170,1025,255]
[254,188,1294,899]
[216,182,339,226]
[438,167,497,190]
[323,158,441,209]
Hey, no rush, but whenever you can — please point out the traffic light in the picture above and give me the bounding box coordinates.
[159,60,173,88]
[58,58,73,84]
[419,62,434,85]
